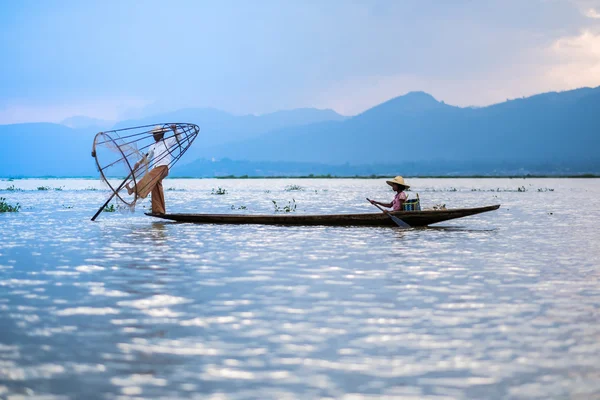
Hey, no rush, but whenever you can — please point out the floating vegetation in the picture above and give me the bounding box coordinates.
[264,190,271,193]
[166,187,185,191]
[62,205,73,209]
[211,187,227,195]
[0,197,20,212]
[85,187,99,191]
[285,184,304,191]
[272,199,296,213]
[469,186,532,192]
[103,204,116,212]
[432,204,447,210]
[37,186,64,191]
[537,188,555,192]
[5,185,21,191]
[230,205,247,210]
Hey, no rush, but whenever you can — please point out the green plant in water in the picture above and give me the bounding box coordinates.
[37,186,50,191]
[104,204,116,212]
[54,186,64,191]
[0,197,20,212]
[285,184,303,191]
[230,205,247,210]
[272,199,296,213]
[5,185,21,191]
[211,187,227,195]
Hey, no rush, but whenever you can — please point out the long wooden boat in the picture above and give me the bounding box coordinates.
[146,204,500,227]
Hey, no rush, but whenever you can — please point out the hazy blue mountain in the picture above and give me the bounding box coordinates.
[195,88,600,168]
[113,107,347,156]
[0,107,347,177]
[61,116,114,131]
[0,123,97,177]
[1,89,599,177]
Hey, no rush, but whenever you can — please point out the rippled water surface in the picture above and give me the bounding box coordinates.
[1,178,599,399]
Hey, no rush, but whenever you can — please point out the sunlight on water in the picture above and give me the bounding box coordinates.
[0,178,599,399]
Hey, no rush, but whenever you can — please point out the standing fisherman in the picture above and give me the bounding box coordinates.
[126,124,180,215]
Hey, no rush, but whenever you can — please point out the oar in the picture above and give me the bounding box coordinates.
[366,198,411,229]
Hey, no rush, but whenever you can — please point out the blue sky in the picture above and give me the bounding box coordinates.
[1,0,599,123]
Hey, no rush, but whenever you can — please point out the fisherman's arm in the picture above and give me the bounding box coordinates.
[133,151,152,171]
[170,124,182,145]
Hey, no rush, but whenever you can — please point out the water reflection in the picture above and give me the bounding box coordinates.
[0,178,599,399]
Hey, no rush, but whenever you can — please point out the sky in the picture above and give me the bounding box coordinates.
[1,0,600,124]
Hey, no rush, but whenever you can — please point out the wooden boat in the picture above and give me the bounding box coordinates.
[146,204,500,227]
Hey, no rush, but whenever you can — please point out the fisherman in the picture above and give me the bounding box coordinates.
[126,124,180,215]
[369,176,410,211]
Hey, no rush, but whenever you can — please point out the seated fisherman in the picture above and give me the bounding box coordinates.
[369,176,410,211]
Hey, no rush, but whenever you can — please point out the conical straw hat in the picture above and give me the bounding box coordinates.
[386,176,410,188]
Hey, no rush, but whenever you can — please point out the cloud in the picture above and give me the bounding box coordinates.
[541,30,600,88]
[585,8,600,18]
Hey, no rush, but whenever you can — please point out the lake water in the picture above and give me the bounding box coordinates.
[1,178,599,399]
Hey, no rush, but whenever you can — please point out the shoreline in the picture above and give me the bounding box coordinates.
[1,174,599,180]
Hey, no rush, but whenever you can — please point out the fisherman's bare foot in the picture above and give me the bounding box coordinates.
[125,183,134,195]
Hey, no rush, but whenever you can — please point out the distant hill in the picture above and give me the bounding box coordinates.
[1,89,599,177]
[61,116,114,131]
[114,107,347,155]
[0,123,97,177]
[0,107,347,177]
[195,88,600,168]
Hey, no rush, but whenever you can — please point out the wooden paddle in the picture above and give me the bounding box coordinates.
[366,198,411,229]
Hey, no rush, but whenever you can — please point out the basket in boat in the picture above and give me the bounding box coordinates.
[402,196,421,211]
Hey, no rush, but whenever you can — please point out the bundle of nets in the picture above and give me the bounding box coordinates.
[92,123,199,212]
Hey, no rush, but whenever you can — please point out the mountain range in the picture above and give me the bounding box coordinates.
[1,87,599,177]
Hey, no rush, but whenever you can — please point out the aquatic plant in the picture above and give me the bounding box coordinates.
[5,185,21,191]
[285,184,303,191]
[0,197,20,212]
[230,205,247,210]
[272,199,296,213]
[469,186,535,193]
[432,204,447,210]
[103,204,116,212]
[211,187,227,195]
[37,186,51,191]
[54,186,64,191]
[62,205,73,209]
[537,188,555,192]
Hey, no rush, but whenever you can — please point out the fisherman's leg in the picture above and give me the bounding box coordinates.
[151,166,168,214]
[135,168,163,199]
